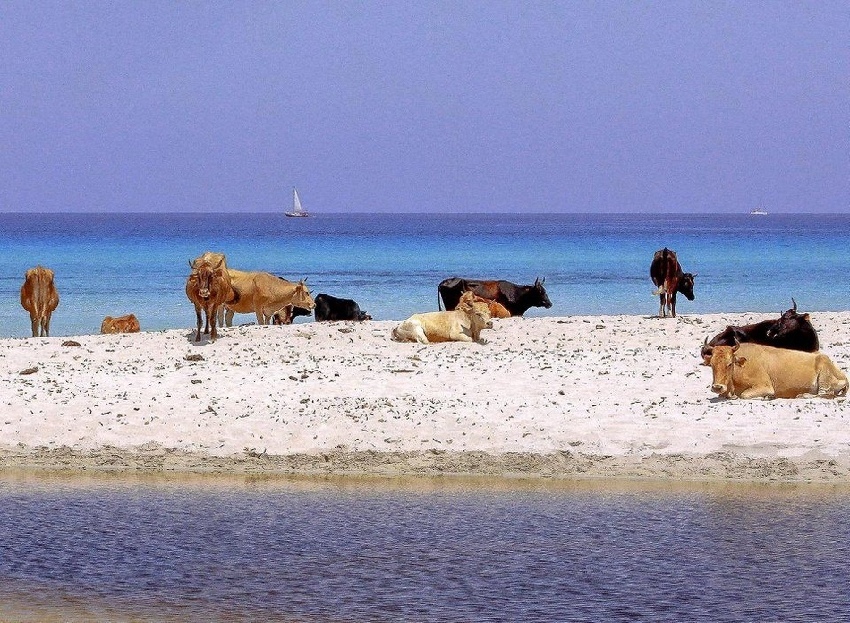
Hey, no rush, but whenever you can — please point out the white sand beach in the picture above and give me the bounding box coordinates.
[2,312,850,482]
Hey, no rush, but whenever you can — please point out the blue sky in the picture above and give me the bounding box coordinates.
[1,1,847,213]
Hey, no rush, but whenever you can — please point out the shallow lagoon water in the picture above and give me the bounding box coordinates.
[1,474,849,622]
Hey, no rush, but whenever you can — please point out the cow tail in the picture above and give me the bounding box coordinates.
[437,289,442,311]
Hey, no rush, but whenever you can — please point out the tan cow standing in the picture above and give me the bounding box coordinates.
[186,254,233,342]
[392,292,493,344]
[20,266,60,337]
[101,314,141,334]
[224,269,315,326]
[709,343,848,399]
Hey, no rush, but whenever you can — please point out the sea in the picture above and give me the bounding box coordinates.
[1,212,849,338]
[3,211,850,621]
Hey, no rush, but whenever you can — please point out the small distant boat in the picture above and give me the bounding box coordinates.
[285,187,310,218]
[750,208,768,216]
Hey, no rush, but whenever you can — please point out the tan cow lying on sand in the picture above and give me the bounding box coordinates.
[224,269,315,326]
[20,265,60,337]
[393,292,493,344]
[709,343,848,399]
[100,314,140,334]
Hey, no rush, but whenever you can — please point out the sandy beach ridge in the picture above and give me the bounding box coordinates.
[2,313,849,482]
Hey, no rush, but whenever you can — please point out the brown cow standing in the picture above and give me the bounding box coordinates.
[101,314,141,334]
[185,255,233,342]
[20,266,60,337]
[650,248,695,318]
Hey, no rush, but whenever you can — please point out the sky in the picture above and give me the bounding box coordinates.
[0,1,847,214]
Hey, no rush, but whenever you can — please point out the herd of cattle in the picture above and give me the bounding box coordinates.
[14,247,849,399]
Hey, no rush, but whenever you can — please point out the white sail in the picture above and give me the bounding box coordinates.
[285,187,309,217]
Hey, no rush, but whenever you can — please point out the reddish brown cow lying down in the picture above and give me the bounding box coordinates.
[101,314,141,334]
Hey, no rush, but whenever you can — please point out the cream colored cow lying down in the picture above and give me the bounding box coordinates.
[709,343,848,399]
[393,292,492,344]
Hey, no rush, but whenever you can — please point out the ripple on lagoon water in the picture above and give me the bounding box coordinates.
[1,476,849,622]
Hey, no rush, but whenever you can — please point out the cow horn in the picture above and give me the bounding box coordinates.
[732,343,740,353]
[188,259,194,269]
[703,336,708,346]
[791,297,797,312]
[214,258,224,269]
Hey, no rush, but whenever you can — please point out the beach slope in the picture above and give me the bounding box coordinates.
[2,313,849,482]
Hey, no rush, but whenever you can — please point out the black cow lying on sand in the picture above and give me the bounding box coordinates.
[700,299,819,364]
[314,293,372,321]
[437,277,552,317]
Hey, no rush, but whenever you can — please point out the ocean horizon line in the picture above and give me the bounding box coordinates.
[0,210,847,216]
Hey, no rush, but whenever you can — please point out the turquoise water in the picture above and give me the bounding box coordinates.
[1,478,849,622]
[1,212,848,338]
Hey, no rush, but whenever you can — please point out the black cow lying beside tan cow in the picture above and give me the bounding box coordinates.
[701,300,847,399]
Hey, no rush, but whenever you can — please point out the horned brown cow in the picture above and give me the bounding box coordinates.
[100,314,140,334]
[186,254,233,342]
[708,343,848,400]
[20,266,60,337]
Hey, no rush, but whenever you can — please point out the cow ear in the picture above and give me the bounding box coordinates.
[734,356,747,366]
[803,313,810,320]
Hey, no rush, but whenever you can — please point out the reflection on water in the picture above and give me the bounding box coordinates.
[1,474,849,622]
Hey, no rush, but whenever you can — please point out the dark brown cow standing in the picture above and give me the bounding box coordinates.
[650,248,695,318]
[20,265,60,337]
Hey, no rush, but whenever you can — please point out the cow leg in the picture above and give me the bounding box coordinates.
[225,308,235,328]
[411,322,430,344]
[41,313,50,337]
[30,314,39,338]
[670,292,677,318]
[658,294,665,318]
[208,306,219,342]
[738,387,775,400]
[194,307,203,342]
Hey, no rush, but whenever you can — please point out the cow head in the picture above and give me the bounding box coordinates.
[678,272,696,301]
[765,298,813,341]
[533,277,553,308]
[291,280,315,310]
[189,258,226,300]
[701,325,749,364]
[458,291,493,338]
[709,344,746,397]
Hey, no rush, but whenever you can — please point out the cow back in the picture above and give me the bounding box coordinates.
[21,266,59,315]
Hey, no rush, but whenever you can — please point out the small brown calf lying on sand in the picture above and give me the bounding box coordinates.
[100,314,140,334]
[470,294,511,319]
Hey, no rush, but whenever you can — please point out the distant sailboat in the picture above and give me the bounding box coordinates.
[285,187,309,217]
[750,208,768,216]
